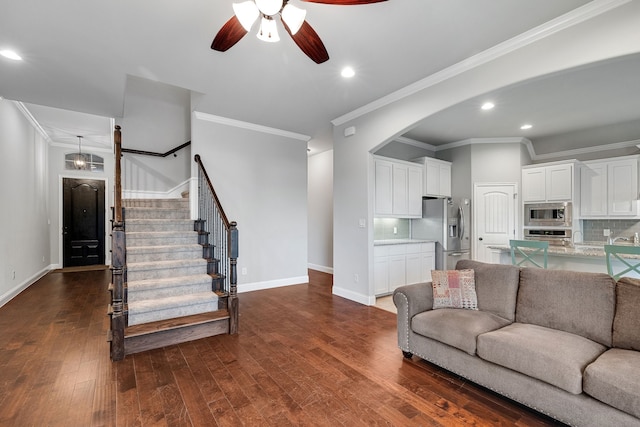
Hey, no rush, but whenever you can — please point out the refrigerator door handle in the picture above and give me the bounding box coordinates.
[458,206,465,240]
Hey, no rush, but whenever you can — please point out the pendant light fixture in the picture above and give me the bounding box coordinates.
[73,135,88,170]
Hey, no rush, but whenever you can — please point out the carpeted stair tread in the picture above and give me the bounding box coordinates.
[124,198,189,208]
[127,258,206,271]
[127,292,219,325]
[126,218,194,232]
[126,244,202,254]
[128,274,212,292]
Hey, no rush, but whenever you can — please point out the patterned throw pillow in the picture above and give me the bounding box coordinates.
[431,269,478,310]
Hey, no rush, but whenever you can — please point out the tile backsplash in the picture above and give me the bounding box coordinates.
[374,218,410,240]
[581,219,640,243]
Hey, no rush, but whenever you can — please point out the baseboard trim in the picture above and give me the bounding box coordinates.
[332,285,375,306]
[237,275,309,293]
[0,265,53,308]
[307,264,333,274]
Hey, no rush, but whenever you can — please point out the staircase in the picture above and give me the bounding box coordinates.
[117,198,230,356]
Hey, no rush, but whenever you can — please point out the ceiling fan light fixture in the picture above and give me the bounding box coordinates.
[233,1,260,31]
[255,0,283,16]
[257,17,280,42]
[282,4,306,35]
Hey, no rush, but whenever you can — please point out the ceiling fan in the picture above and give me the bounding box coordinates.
[211,0,387,64]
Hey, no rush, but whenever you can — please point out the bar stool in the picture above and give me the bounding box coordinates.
[604,245,640,279]
[510,239,548,269]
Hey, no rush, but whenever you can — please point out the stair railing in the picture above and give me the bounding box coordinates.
[109,125,126,361]
[194,154,239,334]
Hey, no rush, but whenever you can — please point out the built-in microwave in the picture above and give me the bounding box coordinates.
[524,202,572,227]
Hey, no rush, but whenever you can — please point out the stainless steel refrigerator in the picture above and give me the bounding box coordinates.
[412,197,471,270]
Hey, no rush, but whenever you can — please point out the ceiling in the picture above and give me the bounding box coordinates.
[5,0,635,156]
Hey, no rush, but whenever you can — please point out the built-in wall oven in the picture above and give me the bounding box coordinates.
[524,202,572,228]
[524,228,573,247]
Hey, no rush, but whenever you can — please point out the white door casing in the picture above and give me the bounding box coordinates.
[473,183,518,263]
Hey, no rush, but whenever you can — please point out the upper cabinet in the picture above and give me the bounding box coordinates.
[413,157,452,198]
[374,156,423,218]
[522,162,576,203]
[580,156,639,218]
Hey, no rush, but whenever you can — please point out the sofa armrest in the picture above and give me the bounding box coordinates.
[393,282,433,351]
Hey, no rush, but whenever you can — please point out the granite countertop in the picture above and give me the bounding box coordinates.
[489,242,640,259]
[374,239,435,246]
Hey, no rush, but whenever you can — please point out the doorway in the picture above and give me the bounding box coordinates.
[473,183,518,263]
[62,178,106,267]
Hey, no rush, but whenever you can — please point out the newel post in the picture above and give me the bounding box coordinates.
[228,221,239,334]
[109,125,126,361]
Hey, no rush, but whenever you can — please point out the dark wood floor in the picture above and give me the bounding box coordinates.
[0,268,565,426]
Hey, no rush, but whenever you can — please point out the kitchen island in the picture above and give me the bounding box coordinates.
[489,243,640,277]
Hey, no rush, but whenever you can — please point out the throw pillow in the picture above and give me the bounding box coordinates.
[431,269,478,310]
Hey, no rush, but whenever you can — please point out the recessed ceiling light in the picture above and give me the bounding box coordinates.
[481,102,495,110]
[0,50,23,61]
[520,124,533,130]
[341,66,355,78]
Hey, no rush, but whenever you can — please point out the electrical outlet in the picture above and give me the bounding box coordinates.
[603,228,610,237]
[393,226,398,234]
[241,267,247,275]
[354,273,359,283]
[12,271,16,280]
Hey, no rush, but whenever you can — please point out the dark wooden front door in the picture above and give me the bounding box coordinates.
[63,178,106,267]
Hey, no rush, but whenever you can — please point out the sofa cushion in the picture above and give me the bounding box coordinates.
[411,308,511,355]
[515,268,616,347]
[477,323,606,394]
[455,260,520,321]
[431,269,478,310]
[584,348,640,419]
[613,277,640,351]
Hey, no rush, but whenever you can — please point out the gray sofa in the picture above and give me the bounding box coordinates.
[393,260,640,427]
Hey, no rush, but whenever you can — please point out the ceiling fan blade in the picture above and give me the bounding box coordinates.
[211,16,248,52]
[283,20,329,64]
[300,0,387,4]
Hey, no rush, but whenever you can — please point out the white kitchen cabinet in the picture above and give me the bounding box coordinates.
[522,162,575,203]
[374,156,423,218]
[608,158,639,216]
[580,162,607,217]
[413,157,451,198]
[374,159,393,215]
[580,157,640,218]
[374,242,435,296]
[419,243,435,283]
[373,246,390,295]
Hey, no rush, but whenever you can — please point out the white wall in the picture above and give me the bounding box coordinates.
[0,100,50,306]
[119,76,192,196]
[332,1,640,305]
[47,144,115,268]
[308,149,333,273]
[191,113,309,292]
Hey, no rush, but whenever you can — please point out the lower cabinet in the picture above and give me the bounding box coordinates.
[374,242,435,296]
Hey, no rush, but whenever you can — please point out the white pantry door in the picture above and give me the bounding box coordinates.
[473,183,518,263]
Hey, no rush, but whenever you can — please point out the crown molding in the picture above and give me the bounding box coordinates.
[532,138,640,161]
[393,136,436,151]
[332,0,630,127]
[194,111,311,142]
[14,101,52,143]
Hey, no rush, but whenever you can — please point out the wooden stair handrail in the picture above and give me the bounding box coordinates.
[121,141,191,158]
[194,154,231,230]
